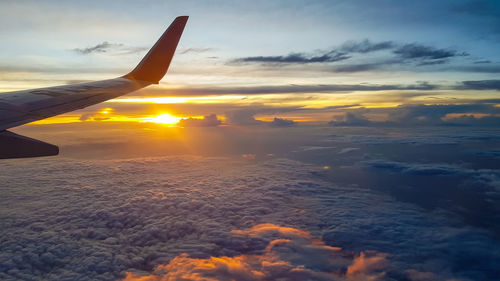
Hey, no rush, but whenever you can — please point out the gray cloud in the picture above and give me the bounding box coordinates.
[393,43,467,60]
[178,114,221,127]
[232,40,472,72]
[332,63,385,73]
[269,117,295,127]
[145,82,439,96]
[329,112,372,126]
[178,47,214,55]
[447,65,500,73]
[2,125,500,281]
[340,39,395,53]
[234,40,397,65]
[458,79,500,91]
[328,104,500,127]
[234,51,350,64]
[73,41,123,54]
[73,42,146,55]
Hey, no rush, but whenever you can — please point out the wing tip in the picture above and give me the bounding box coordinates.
[124,16,188,84]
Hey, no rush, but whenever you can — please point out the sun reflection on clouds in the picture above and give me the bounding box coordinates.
[122,223,389,281]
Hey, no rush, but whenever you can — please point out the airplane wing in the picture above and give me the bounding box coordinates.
[0,16,188,159]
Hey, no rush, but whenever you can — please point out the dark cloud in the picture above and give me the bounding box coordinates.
[269,117,295,127]
[340,39,395,53]
[329,112,372,126]
[234,51,350,64]
[225,108,263,125]
[332,63,385,73]
[232,40,470,71]
[178,114,221,127]
[145,82,439,96]
[329,104,500,127]
[178,47,214,55]
[73,42,146,55]
[232,39,396,65]
[417,59,447,66]
[448,65,500,73]
[458,79,500,91]
[393,43,467,60]
[473,60,491,64]
[73,41,123,54]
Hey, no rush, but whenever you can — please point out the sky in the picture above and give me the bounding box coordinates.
[1,0,500,126]
[1,1,500,281]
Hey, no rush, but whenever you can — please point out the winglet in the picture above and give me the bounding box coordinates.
[124,16,188,84]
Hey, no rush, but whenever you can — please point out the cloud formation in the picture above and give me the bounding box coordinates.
[232,39,469,72]
[178,114,221,127]
[393,43,466,60]
[234,51,350,64]
[340,40,395,53]
[73,42,147,55]
[123,224,389,281]
[458,79,500,91]
[328,104,500,127]
[73,41,124,54]
[0,132,498,280]
[269,117,295,127]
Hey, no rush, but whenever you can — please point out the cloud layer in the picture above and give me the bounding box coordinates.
[1,141,499,280]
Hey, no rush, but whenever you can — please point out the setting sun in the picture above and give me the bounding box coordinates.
[141,113,184,125]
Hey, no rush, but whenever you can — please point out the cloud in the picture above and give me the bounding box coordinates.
[178,114,222,127]
[234,51,350,64]
[144,82,438,97]
[123,223,389,281]
[232,39,399,66]
[329,112,373,126]
[225,109,264,125]
[0,137,498,281]
[340,40,395,53]
[457,79,500,91]
[73,42,147,55]
[231,40,470,72]
[332,63,385,73]
[450,65,500,73]
[178,47,215,55]
[269,118,295,127]
[73,41,123,54]
[393,43,467,60]
[328,104,500,127]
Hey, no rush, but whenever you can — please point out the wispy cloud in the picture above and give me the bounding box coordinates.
[178,47,215,54]
[73,41,123,54]
[144,82,439,96]
[340,39,395,53]
[73,42,147,55]
[232,40,471,73]
[234,51,350,64]
[393,43,467,60]
[457,79,500,91]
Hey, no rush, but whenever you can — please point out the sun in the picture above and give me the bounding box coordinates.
[141,113,183,125]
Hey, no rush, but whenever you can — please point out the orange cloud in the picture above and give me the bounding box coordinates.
[122,224,389,281]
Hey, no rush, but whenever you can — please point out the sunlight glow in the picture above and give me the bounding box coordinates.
[140,113,184,125]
